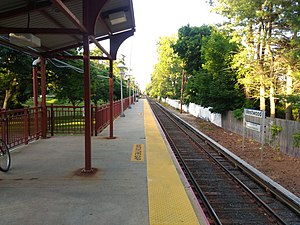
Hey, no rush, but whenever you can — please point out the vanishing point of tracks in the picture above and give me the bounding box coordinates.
[148,98,300,225]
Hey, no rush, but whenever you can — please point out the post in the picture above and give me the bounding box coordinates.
[132,81,135,104]
[40,57,47,139]
[32,64,39,140]
[128,78,131,109]
[83,34,92,172]
[286,70,293,120]
[133,83,135,103]
[120,75,125,117]
[109,59,115,139]
[117,63,126,117]
[260,111,266,164]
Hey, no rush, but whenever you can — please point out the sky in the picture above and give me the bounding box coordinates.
[114,0,224,91]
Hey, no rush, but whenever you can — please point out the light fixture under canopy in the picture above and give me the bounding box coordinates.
[9,33,41,47]
[109,11,127,25]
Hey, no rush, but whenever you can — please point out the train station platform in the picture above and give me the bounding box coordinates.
[0,99,208,225]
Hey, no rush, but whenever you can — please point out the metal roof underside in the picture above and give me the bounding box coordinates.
[0,0,135,58]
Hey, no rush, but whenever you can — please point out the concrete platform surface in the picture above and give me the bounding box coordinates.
[0,99,206,225]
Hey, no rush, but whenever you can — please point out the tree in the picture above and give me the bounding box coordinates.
[198,29,245,113]
[276,0,300,119]
[0,47,33,109]
[47,56,85,106]
[172,24,211,75]
[180,28,244,113]
[172,25,212,104]
[149,35,182,99]
[213,0,300,118]
[91,67,110,105]
[48,48,115,106]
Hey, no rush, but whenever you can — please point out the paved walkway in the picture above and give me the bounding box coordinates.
[0,99,207,225]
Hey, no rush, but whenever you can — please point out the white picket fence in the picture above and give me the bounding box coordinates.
[161,98,222,127]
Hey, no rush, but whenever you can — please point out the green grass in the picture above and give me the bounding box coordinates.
[25,97,61,106]
[47,98,58,104]
[24,97,76,106]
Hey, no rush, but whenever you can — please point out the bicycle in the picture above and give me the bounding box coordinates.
[0,139,11,172]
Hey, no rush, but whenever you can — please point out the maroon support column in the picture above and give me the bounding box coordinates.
[109,59,115,139]
[32,65,39,139]
[40,57,47,139]
[83,34,92,172]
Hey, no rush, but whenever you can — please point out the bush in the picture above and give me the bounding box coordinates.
[233,108,244,120]
[293,132,300,148]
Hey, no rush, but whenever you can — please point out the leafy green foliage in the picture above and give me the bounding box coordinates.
[47,54,85,106]
[174,27,244,114]
[0,47,33,109]
[149,36,183,99]
[214,0,300,115]
[147,1,300,119]
[47,49,121,106]
[233,108,244,120]
[293,132,300,148]
[91,68,110,105]
[271,124,283,139]
[172,25,211,74]
[90,48,110,104]
[0,46,130,109]
[199,30,245,113]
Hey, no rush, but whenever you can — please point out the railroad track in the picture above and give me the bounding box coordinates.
[148,98,300,225]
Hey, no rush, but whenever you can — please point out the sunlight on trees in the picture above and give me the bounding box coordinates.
[147,1,300,119]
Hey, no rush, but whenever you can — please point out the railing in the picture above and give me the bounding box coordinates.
[94,97,131,135]
[48,105,85,135]
[94,104,110,134]
[0,96,134,149]
[1,107,42,148]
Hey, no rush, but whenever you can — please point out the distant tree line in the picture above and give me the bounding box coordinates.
[0,47,131,109]
[146,0,300,120]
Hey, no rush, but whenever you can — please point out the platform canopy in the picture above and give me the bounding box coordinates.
[0,0,135,59]
[0,0,136,172]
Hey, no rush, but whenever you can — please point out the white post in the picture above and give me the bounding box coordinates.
[133,83,135,103]
[117,63,126,117]
[120,72,125,117]
[128,78,131,108]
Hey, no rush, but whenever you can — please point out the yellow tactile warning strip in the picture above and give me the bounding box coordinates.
[144,100,200,225]
[131,144,145,161]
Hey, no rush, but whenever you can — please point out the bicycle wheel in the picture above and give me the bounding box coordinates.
[0,139,11,172]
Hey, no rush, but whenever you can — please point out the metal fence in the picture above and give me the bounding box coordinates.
[48,105,85,135]
[47,98,131,135]
[1,107,42,148]
[1,97,133,149]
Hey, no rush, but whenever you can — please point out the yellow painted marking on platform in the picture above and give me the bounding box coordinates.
[131,144,144,161]
[144,101,200,225]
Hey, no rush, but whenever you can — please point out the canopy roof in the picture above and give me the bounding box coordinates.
[0,0,135,59]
